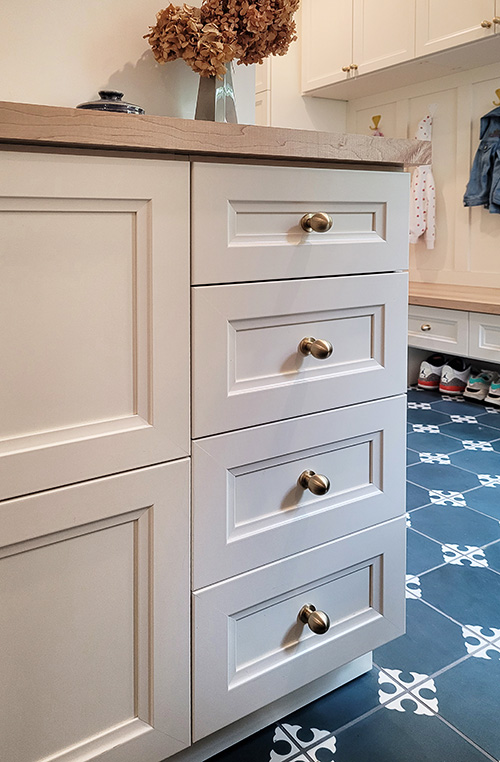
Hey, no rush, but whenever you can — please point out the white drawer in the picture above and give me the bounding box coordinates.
[193,395,406,588]
[408,305,468,354]
[192,272,408,437]
[469,311,500,362]
[191,163,409,284]
[193,517,405,740]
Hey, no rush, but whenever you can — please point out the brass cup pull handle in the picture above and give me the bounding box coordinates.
[299,337,333,359]
[420,324,432,332]
[298,604,331,635]
[481,19,493,27]
[300,212,333,233]
[298,469,331,496]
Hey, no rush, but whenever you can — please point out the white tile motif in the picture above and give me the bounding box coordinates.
[419,452,451,464]
[378,670,438,715]
[462,441,494,451]
[308,736,337,761]
[485,407,499,414]
[428,490,466,506]
[462,625,500,659]
[441,395,464,402]
[406,513,412,528]
[269,726,300,761]
[478,474,500,488]
[408,402,432,410]
[406,574,422,599]
[281,723,329,747]
[441,545,487,567]
[450,415,478,424]
[412,424,440,433]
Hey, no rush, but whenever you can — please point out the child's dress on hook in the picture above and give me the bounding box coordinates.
[409,114,436,250]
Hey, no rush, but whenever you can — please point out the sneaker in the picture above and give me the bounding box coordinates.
[418,354,446,390]
[485,377,500,407]
[439,357,471,395]
[464,369,499,402]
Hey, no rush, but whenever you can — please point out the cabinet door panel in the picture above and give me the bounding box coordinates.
[0,152,189,500]
[415,0,496,56]
[353,0,415,74]
[192,273,408,437]
[193,518,405,739]
[193,396,406,588]
[469,312,500,362]
[301,0,353,92]
[408,305,469,353]
[0,461,190,762]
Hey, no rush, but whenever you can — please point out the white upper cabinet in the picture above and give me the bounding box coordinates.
[302,0,500,98]
[415,0,498,56]
[352,0,416,75]
[302,0,353,91]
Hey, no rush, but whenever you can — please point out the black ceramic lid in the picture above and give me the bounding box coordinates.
[77,90,145,114]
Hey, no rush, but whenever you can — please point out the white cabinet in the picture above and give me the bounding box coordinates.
[0,152,189,501]
[0,461,190,762]
[302,0,500,98]
[408,304,500,364]
[415,0,498,56]
[303,0,415,91]
[1,149,408,762]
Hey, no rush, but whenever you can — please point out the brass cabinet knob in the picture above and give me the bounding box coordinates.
[300,212,333,233]
[493,16,500,23]
[350,63,358,70]
[298,469,331,496]
[298,604,331,635]
[298,337,333,359]
[420,323,432,332]
[481,19,493,27]
[342,65,351,72]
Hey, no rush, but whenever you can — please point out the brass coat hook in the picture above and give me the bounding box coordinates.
[493,88,500,106]
[370,114,382,130]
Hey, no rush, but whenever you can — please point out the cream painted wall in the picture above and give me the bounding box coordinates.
[0,0,255,123]
[346,62,500,289]
[255,8,347,131]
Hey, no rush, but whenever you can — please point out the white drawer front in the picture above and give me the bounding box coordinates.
[193,517,405,740]
[192,273,408,437]
[469,311,500,362]
[193,396,406,588]
[408,305,468,353]
[191,163,409,284]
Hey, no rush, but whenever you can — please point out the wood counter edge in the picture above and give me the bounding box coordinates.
[0,100,432,166]
[409,283,500,316]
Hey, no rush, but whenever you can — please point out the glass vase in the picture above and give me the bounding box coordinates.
[194,62,238,123]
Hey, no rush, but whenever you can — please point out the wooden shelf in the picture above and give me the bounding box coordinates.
[409,282,500,316]
[0,100,431,166]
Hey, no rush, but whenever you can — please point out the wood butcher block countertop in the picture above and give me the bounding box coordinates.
[0,100,431,166]
[409,282,500,315]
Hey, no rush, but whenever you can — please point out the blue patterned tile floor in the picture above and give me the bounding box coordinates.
[206,389,500,762]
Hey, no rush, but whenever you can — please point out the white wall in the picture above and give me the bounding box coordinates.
[0,0,255,124]
[255,7,347,132]
[346,61,500,289]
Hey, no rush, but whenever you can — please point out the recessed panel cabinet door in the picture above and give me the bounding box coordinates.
[353,0,415,74]
[415,0,496,56]
[0,460,190,762]
[0,152,189,500]
[301,0,354,92]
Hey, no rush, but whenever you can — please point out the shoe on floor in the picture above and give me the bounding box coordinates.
[417,354,446,390]
[485,376,500,406]
[463,369,499,402]
[439,357,471,395]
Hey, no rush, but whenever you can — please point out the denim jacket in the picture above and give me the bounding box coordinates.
[463,106,500,214]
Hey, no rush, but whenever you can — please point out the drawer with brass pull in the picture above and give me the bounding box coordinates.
[192,272,407,436]
[192,516,405,740]
[191,162,409,284]
[408,305,468,353]
[192,395,406,588]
